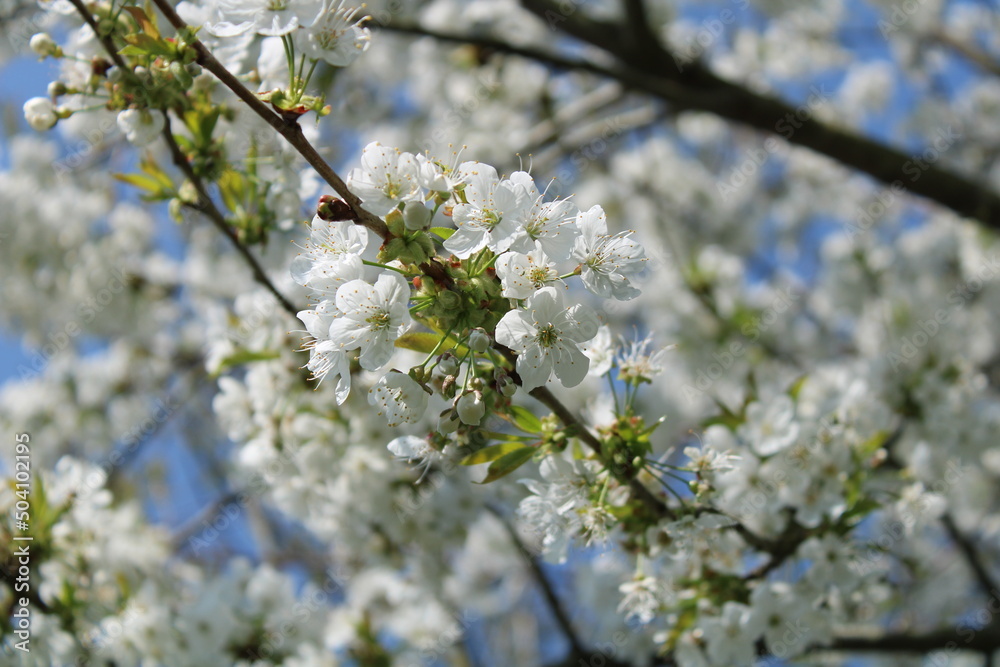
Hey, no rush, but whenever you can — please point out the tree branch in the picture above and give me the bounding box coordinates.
[528,384,674,521]
[386,4,1000,228]
[941,512,1000,598]
[147,0,390,243]
[160,117,301,317]
[66,0,129,70]
[824,624,1000,654]
[485,505,589,661]
[928,29,1000,79]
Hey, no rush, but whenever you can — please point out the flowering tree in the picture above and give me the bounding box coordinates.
[2,0,1000,665]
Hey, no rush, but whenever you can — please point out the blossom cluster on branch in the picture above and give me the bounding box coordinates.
[3,0,1000,665]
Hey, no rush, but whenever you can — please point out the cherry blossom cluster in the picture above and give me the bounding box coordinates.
[293,141,647,429]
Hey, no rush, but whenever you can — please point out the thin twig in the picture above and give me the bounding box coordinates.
[66,0,129,70]
[159,116,301,316]
[147,0,390,242]
[941,512,1000,597]
[485,504,588,659]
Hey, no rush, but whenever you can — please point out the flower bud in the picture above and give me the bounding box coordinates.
[441,375,457,399]
[29,33,60,58]
[456,391,486,426]
[106,66,125,83]
[97,18,117,37]
[133,66,152,85]
[439,409,460,434]
[169,61,193,88]
[316,195,354,222]
[468,328,490,353]
[436,290,461,310]
[403,202,431,231]
[496,372,516,397]
[47,81,67,98]
[437,352,459,376]
[23,97,57,131]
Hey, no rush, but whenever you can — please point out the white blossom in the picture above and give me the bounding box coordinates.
[495,286,599,391]
[298,0,371,67]
[700,603,757,665]
[291,216,368,296]
[495,244,560,299]
[740,395,800,456]
[346,142,420,216]
[117,109,165,147]
[444,163,531,258]
[23,97,57,131]
[298,302,352,403]
[369,371,429,426]
[205,0,322,36]
[329,272,411,370]
[508,193,580,261]
[572,204,647,300]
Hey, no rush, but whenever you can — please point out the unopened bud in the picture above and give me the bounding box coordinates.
[496,372,516,397]
[316,195,353,221]
[439,409,460,434]
[403,203,431,231]
[437,352,459,376]
[468,328,490,353]
[437,290,461,310]
[47,81,67,98]
[29,33,60,58]
[456,391,486,426]
[442,375,457,399]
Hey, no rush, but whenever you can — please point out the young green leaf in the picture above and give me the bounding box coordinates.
[475,446,536,484]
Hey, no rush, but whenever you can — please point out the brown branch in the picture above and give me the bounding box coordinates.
[374,20,718,111]
[823,624,1000,654]
[929,29,1000,79]
[66,0,304,317]
[485,504,589,660]
[147,0,390,243]
[941,512,1000,598]
[388,3,1000,228]
[66,0,129,70]
[527,384,674,520]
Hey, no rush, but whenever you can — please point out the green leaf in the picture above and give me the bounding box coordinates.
[461,442,529,465]
[124,6,160,40]
[139,156,173,190]
[114,172,172,196]
[217,169,247,214]
[429,226,455,240]
[475,446,536,484]
[122,33,174,57]
[119,45,149,57]
[214,348,281,373]
[394,332,462,354]
[787,374,808,400]
[507,405,543,434]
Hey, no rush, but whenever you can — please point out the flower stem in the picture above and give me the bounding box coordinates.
[420,326,454,368]
[362,259,409,275]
